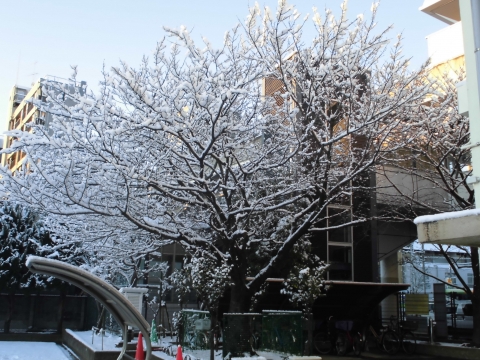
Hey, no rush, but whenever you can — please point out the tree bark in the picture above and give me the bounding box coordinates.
[208,311,217,360]
[229,282,251,313]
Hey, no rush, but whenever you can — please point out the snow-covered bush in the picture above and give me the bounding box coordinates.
[281,239,329,314]
[0,202,89,332]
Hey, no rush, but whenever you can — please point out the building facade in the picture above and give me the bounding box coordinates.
[3,77,86,173]
[3,82,46,172]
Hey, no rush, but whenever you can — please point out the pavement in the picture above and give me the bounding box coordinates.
[319,352,448,360]
[314,342,480,360]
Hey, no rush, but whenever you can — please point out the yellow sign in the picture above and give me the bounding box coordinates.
[405,294,429,315]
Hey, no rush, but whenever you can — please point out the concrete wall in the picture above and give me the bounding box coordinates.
[376,166,452,211]
[380,252,403,319]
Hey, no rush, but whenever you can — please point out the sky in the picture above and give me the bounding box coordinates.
[0,0,447,133]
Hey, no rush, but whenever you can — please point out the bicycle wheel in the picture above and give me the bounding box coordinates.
[195,332,208,349]
[249,334,259,351]
[382,330,400,354]
[186,333,196,350]
[313,332,332,354]
[401,330,417,355]
[336,332,348,356]
[364,331,376,352]
[353,332,363,356]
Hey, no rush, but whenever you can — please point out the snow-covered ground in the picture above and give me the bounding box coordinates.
[70,330,123,350]
[0,342,70,360]
[69,330,292,360]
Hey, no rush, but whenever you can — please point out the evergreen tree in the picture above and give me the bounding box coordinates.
[0,202,88,333]
[0,202,49,332]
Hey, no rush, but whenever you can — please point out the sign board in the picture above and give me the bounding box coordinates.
[405,293,429,315]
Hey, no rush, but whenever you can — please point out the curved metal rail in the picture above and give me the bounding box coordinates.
[26,256,152,360]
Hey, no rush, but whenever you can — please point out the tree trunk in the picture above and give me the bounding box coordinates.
[4,294,15,334]
[209,311,217,360]
[229,283,251,313]
[227,282,255,356]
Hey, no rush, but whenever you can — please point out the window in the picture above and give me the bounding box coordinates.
[445,271,457,286]
[328,245,352,280]
[468,273,474,287]
[327,204,353,280]
[327,206,352,243]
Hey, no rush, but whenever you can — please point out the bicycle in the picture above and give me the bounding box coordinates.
[313,331,333,354]
[335,320,363,356]
[249,330,260,352]
[273,327,296,352]
[364,324,400,354]
[313,316,336,355]
[183,314,210,350]
[185,327,209,349]
[389,316,417,355]
[263,326,297,353]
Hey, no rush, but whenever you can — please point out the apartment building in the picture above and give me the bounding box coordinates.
[3,77,86,173]
[3,82,45,172]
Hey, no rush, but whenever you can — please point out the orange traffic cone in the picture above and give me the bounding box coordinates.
[135,332,145,360]
[176,345,183,360]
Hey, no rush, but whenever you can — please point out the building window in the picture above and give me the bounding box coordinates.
[468,273,474,287]
[327,205,352,243]
[328,245,352,280]
[327,204,353,281]
[445,271,457,286]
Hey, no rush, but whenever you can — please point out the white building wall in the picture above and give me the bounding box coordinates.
[426,21,464,67]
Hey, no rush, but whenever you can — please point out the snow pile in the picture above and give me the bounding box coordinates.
[414,209,480,225]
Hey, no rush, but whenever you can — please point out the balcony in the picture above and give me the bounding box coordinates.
[415,209,480,246]
[426,21,464,67]
[13,91,26,104]
[420,0,460,24]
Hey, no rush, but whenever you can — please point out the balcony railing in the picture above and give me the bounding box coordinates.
[13,92,26,104]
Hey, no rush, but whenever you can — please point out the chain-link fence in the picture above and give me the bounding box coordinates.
[179,309,211,350]
[261,310,303,355]
[222,313,262,357]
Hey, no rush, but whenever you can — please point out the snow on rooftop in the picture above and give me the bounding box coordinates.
[414,208,480,225]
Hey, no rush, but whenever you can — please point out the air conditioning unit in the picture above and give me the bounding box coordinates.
[119,287,148,314]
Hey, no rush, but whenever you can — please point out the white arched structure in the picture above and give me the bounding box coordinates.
[26,256,152,360]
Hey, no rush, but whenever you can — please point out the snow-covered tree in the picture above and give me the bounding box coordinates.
[0,202,88,332]
[0,1,429,315]
[45,213,169,287]
[0,203,46,332]
[401,242,428,294]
